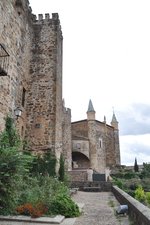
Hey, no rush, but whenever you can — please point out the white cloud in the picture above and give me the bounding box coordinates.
[120,134,150,165]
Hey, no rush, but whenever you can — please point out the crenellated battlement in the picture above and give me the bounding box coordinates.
[32,13,60,25]
[63,107,71,117]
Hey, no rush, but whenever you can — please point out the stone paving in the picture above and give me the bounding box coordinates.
[72,191,130,225]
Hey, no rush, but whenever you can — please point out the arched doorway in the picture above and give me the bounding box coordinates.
[72,152,90,169]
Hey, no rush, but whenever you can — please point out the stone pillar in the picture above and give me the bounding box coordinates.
[87,168,93,181]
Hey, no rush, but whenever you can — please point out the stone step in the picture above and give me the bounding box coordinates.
[83,187,102,192]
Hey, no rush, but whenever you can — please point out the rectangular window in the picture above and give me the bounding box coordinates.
[99,138,102,148]
[22,87,26,107]
[0,44,9,76]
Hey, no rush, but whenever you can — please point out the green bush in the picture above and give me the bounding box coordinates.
[30,151,56,177]
[113,178,124,189]
[0,116,79,218]
[50,194,80,217]
[16,175,72,216]
[0,116,33,215]
[135,186,146,203]
[146,192,150,205]
[123,171,136,179]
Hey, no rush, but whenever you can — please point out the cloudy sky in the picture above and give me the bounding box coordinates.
[29,0,150,166]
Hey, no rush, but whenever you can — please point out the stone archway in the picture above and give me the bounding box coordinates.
[72,152,90,169]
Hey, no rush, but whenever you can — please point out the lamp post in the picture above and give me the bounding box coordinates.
[14,107,22,120]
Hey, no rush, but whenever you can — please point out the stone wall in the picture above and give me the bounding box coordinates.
[72,139,89,158]
[112,186,150,225]
[68,170,87,182]
[72,120,88,138]
[62,106,72,170]
[25,13,63,154]
[0,0,33,134]
[0,0,72,171]
[105,127,116,167]
[87,119,99,171]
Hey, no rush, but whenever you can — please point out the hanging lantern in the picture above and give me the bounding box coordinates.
[14,107,22,120]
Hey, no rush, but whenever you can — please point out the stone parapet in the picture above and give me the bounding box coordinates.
[112,186,150,225]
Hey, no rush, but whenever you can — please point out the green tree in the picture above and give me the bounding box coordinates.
[134,158,139,172]
[30,151,56,177]
[140,163,150,178]
[58,153,65,182]
[0,116,33,214]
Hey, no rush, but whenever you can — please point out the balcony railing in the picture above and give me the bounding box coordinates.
[0,44,9,76]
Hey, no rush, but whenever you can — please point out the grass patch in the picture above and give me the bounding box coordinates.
[108,200,115,208]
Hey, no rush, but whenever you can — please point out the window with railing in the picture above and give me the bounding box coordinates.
[0,44,9,76]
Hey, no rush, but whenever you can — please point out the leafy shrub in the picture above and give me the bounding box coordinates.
[16,175,72,217]
[113,178,124,189]
[0,116,33,215]
[123,172,136,179]
[146,192,150,205]
[135,186,146,203]
[0,116,79,218]
[140,163,150,179]
[50,194,80,218]
[30,151,56,177]
[16,202,48,218]
[126,190,135,198]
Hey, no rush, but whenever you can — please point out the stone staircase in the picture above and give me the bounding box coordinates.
[71,181,112,192]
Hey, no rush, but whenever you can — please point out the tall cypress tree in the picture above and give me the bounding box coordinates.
[134,157,139,172]
[58,153,65,182]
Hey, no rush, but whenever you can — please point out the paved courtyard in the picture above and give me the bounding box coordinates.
[72,191,130,225]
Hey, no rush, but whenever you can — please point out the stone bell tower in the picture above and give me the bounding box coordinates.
[87,100,98,171]
[111,111,120,165]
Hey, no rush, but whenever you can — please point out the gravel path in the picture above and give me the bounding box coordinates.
[72,191,130,225]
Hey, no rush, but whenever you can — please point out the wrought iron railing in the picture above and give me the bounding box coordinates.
[0,44,9,76]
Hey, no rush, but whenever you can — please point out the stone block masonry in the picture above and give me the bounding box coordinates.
[0,0,72,171]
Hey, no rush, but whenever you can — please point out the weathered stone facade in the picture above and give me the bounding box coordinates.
[72,100,120,173]
[0,0,72,170]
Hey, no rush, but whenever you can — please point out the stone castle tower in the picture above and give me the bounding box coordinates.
[0,0,72,170]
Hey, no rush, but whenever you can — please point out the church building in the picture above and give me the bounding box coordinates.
[72,100,120,173]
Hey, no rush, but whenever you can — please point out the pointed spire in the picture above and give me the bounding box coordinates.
[87,99,95,112]
[111,110,118,129]
[87,99,95,120]
[111,112,118,123]
[104,115,107,134]
[103,115,106,123]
